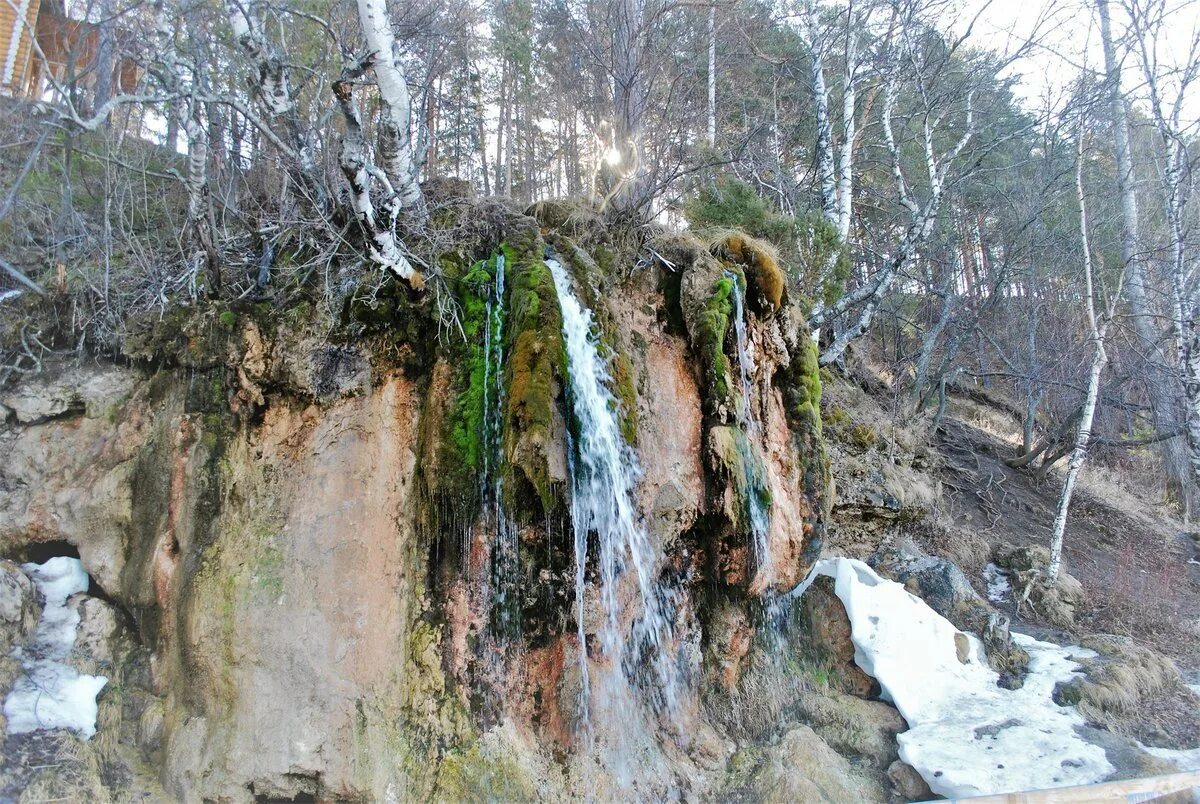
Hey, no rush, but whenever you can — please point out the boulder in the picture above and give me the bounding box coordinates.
[734,726,885,803]
[888,759,934,801]
[800,575,880,698]
[0,364,135,424]
[68,595,126,668]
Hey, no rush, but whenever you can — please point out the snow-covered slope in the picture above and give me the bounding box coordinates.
[792,557,1113,798]
[4,557,108,739]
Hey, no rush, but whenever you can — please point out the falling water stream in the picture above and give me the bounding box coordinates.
[546,256,682,778]
[726,272,773,587]
[479,253,520,633]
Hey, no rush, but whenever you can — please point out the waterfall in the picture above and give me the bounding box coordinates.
[726,272,773,587]
[546,257,680,761]
[480,252,520,634]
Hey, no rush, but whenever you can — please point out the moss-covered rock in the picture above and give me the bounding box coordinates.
[690,274,738,422]
[775,333,831,560]
[433,740,539,803]
[501,226,567,519]
[710,231,785,314]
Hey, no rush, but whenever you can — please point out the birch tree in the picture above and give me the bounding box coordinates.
[1048,103,1126,581]
[1127,0,1200,488]
[331,0,426,283]
[225,0,328,213]
[816,57,975,366]
[1095,0,1177,443]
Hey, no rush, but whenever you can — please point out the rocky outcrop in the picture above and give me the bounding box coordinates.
[0,561,38,653]
[993,542,1086,627]
[0,213,839,800]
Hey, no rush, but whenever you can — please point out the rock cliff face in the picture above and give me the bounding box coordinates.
[0,207,887,801]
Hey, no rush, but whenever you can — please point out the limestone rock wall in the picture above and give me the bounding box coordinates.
[0,212,848,800]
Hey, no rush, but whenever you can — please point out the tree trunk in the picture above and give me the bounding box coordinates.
[357,0,424,216]
[1096,0,1172,429]
[706,2,716,148]
[1049,112,1116,581]
[610,0,647,215]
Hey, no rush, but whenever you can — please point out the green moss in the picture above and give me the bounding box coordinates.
[711,232,785,312]
[446,254,504,480]
[696,275,737,418]
[501,229,566,518]
[434,742,538,803]
[775,335,832,554]
[121,303,235,369]
[218,310,236,330]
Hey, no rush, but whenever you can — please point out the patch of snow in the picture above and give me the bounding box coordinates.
[3,557,107,739]
[791,558,1113,799]
[983,562,1012,603]
[1138,742,1200,772]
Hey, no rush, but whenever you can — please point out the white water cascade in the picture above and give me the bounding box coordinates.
[726,272,773,588]
[480,252,519,633]
[547,257,682,778]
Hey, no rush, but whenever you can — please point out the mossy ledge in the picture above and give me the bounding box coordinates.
[776,333,831,561]
[693,272,739,422]
[501,224,568,521]
[710,231,785,314]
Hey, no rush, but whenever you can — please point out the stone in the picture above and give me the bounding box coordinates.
[888,759,934,801]
[993,542,1086,627]
[0,560,39,653]
[739,726,885,803]
[0,364,136,425]
[801,575,881,698]
[872,541,1030,683]
[69,595,124,667]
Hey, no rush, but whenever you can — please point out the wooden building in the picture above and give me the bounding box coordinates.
[0,0,42,94]
[1,0,138,100]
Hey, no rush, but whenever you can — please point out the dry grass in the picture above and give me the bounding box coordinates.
[1061,635,1200,749]
[706,230,785,311]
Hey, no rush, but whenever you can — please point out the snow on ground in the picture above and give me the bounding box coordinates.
[1138,742,1200,772]
[982,562,1012,604]
[3,557,107,739]
[791,558,1113,799]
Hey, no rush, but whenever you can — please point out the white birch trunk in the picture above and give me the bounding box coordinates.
[1049,124,1112,582]
[225,0,326,210]
[357,0,424,214]
[1096,0,1171,413]
[333,80,418,281]
[802,0,837,227]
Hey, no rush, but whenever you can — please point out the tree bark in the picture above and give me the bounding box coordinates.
[1049,125,1113,581]
[357,0,425,216]
[1096,0,1172,428]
